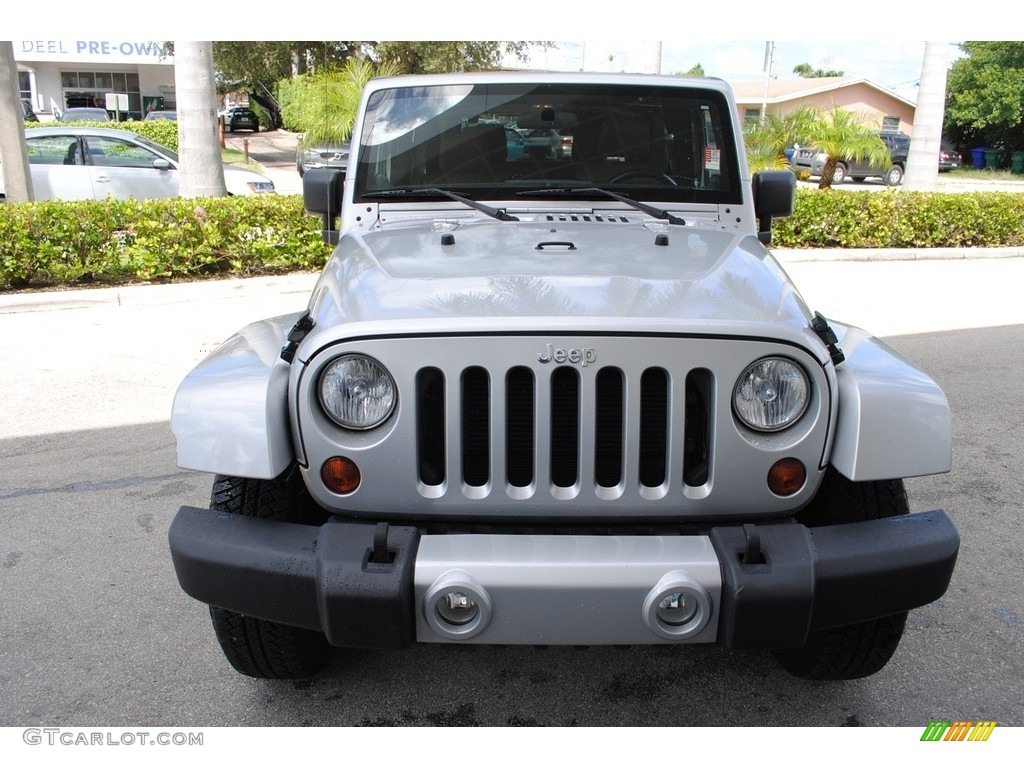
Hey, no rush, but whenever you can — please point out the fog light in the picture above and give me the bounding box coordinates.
[321,456,361,494]
[643,571,712,640]
[767,458,806,496]
[656,592,699,626]
[424,571,492,640]
[436,591,479,626]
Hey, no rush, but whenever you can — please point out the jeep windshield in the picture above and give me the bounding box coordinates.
[353,81,742,206]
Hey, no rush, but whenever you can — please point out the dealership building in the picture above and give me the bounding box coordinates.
[14,39,176,121]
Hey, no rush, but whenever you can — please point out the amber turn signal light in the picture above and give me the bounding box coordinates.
[767,458,806,496]
[321,456,361,494]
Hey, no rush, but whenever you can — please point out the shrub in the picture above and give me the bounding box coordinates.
[772,189,1024,248]
[1,195,332,289]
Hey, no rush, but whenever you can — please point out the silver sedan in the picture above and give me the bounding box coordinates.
[3,126,275,200]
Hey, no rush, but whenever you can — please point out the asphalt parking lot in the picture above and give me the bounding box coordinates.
[1,257,1022,737]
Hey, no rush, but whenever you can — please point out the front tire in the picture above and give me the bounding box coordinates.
[771,468,910,680]
[885,165,904,186]
[207,471,332,679]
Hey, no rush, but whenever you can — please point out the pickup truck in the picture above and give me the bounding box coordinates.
[169,72,959,681]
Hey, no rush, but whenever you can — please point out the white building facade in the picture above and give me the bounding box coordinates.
[15,39,175,121]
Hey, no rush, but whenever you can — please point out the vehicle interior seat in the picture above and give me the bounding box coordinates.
[578,112,668,183]
[431,124,506,184]
[64,141,80,165]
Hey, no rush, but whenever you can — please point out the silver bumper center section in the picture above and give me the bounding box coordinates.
[414,534,721,644]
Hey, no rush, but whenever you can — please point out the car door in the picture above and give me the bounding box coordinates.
[25,135,95,200]
[81,135,179,200]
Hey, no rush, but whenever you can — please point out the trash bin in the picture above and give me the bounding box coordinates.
[984,149,1002,169]
[971,147,988,168]
[1012,151,1024,174]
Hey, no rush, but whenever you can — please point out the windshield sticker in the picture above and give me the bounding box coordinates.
[704,147,721,171]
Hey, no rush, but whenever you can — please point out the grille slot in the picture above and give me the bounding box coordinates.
[550,367,580,487]
[594,367,624,488]
[416,368,446,486]
[639,368,669,487]
[505,367,535,488]
[461,367,490,487]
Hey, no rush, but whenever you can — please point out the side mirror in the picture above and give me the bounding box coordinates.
[752,170,796,245]
[303,168,346,245]
[153,159,172,171]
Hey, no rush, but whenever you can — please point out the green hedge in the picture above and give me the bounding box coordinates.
[38,119,180,151]
[773,189,1024,248]
[0,195,332,289]
[3,188,1023,291]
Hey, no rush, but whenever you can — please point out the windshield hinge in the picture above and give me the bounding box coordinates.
[811,312,845,367]
[280,310,315,363]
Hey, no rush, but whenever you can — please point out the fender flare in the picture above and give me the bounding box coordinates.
[171,312,304,479]
[829,322,951,481]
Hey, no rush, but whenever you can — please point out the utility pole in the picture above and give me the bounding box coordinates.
[0,41,33,202]
[760,42,776,124]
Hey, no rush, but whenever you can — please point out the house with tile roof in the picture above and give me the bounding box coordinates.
[728,77,917,134]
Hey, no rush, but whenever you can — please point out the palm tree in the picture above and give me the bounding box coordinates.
[904,41,949,191]
[745,106,818,172]
[291,58,402,150]
[174,41,227,198]
[808,106,891,189]
[0,41,33,202]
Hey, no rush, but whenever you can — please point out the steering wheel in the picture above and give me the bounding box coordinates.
[609,169,678,186]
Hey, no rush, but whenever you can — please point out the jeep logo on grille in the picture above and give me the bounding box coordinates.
[537,343,597,367]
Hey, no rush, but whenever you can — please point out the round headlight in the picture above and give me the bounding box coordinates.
[319,355,396,429]
[733,357,810,432]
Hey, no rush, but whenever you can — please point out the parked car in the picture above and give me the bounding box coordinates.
[792,132,911,186]
[504,126,530,161]
[58,107,111,123]
[223,107,259,133]
[0,126,275,201]
[21,99,39,122]
[296,139,349,177]
[939,140,961,172]
[144,110,177,121]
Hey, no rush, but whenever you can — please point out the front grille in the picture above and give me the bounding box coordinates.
[301,334,828,520]
[415,363,712,496]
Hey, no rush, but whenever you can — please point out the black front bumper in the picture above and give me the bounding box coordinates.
[168,506,958,649]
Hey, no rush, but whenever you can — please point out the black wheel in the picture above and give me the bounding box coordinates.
[771,468,911,680]
[885,165,904,186]
[831,163,847,184]
[207,470,332,679]
[609,169,678,185]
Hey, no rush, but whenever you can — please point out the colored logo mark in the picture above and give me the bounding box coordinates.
[921,720,997,742]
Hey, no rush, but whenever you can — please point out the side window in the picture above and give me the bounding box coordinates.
[84,137,163,169]
[881,115,901,132]
[26,136,81,165]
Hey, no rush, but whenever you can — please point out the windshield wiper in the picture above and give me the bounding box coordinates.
[363,188,518,221]
[516,187,685,226]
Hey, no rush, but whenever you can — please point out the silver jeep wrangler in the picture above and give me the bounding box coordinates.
[169,72,958,681]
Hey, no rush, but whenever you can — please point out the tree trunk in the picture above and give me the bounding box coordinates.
[0,41,33,202]
[904,42,949,191]
[819,156,838,189]
[174,41,227,198]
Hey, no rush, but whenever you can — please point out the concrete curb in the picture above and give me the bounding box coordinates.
[773,246,1024,262]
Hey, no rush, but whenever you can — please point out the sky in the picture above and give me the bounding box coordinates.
[25,0,1024,105]
[512,41,935,98]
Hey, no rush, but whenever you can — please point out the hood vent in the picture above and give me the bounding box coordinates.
[544,214,632,224]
